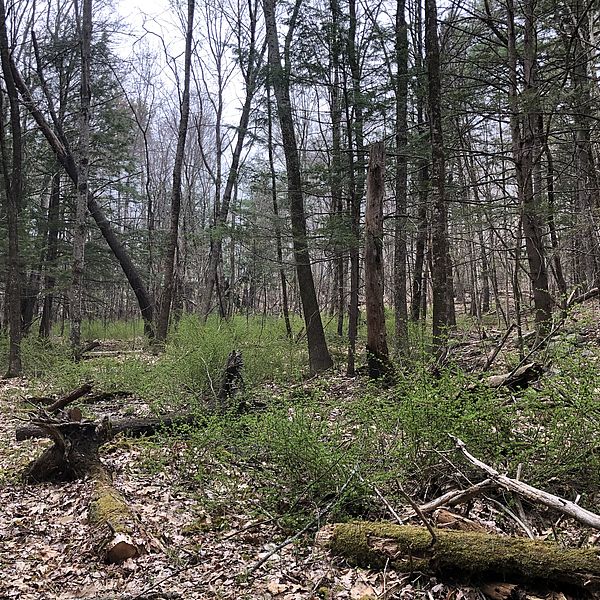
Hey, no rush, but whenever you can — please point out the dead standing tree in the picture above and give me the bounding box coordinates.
[364,142,391,378]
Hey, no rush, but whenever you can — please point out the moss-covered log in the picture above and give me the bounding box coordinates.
[89,469,144,563]
[318,522,600,594]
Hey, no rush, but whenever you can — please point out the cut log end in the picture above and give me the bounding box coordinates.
[105,533,139,563]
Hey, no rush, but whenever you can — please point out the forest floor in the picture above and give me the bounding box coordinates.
[2,306,600,599]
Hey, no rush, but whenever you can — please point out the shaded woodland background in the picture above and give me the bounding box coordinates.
[1,0,599,373]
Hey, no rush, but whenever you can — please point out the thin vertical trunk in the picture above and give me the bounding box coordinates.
[365,142,391,378]
[424,0,450,352]
[39,168,61,338]
[263,0,332,373]
[509,0,552,339]
[0,0,23,377]
[267,81,292,338]
[394,0,409,355]
[345,0,366,375]
[545,146,567,307]
[200,11,263,320]
[70,0,92,355]
[156,0,194,342]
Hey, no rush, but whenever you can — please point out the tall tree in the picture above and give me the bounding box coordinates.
[0,0,23,376]
[425,0,450,352]
[263,0,333,374]
[394,0,409,355]
[156,0,195,342]
[69,0,92,354]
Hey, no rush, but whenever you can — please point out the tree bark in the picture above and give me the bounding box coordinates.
[425,0,450,352]
[0,0,23,377]
[394,0,409,355]
[156,0,194,342]
[70,0,92,354]
[365,142,391,378]
[263,0,332,374]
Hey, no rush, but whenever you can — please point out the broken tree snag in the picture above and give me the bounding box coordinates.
[22,420,110,483]
[218,349,244,404]
[20,417,147,563]
[318,522,600,593]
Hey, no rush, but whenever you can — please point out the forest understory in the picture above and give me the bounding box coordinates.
[2,300,600,600]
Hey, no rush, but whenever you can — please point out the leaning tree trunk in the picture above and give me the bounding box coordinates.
[263,0,332,374]
[364,142,391,378]
[0,0,23,377]
[10,47,155,337]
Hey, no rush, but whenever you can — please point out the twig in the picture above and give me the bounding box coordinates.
[248,468,358,574]
[409,478,493,517]
[358,474,404,524]
[482,323,515,372]
[398,482,437,547]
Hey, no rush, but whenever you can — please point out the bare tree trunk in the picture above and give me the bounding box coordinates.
[200,5,263,320]
[394,0,409,355]
[365,142,391,378]
[70,0,92,355]
[266,81,293,338]
[263,0,332,374]
[425,0,450,352]
[345,0,366,376]
[0,0,23,377]
[156,0,194,342]
[507,0,552,340]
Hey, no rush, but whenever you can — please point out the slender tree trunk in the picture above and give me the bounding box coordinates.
[365,142,391,378]
[425,0,450,352]
[263,0,332,374]
[70,0,92,355]
[156,0,194,343]
[200,12,263,321]
[394,0,409,355]
[267,81,292,338]
[0,0,23,377]
[345,0,366,375]
[507,0,552,339]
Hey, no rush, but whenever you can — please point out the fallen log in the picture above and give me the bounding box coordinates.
[452,436,600,530]
[21,416,149,563]
[16,413,200,442]
[317,522,600,594]
[487,363,543,390]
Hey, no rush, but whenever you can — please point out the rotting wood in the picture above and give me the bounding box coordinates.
[20,416,152,563]
[567,286,599,307]
[452,436,600,530]
[487,362,543,389]
[479,582,526,600]
[217,349,244,410]
[16,413,199,442]
[46,382,92,413]
[317,522,600,593]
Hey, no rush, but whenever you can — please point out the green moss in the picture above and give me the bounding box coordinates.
[89,484,132,532]
[329,522,600,587]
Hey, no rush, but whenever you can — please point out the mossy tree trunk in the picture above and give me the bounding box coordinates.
[319,522,600,594]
